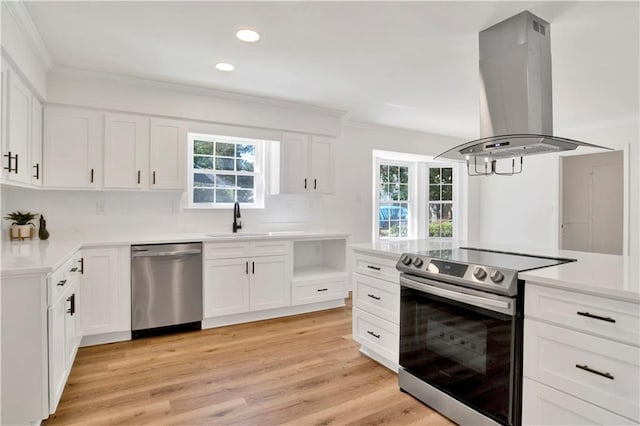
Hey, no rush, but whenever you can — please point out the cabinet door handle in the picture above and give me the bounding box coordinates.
[367,330,381,339]
[153,171,156,185]
[79,257,84,274]
[575,364,614,380]
[252,261,255,274]
[314,179,317,190]
[367,265,381,271]
[245,261,248,275]
[14,154,18,174]
[304,178,307,189]
[317,288,328,292]
[90,168,94,183]
[33,163,40,179]
[137,170,141,184]
[577,311,616,323]
[66,294,75,315]
[57,279,67,287]
[367,293,381,300]
[70,267,78,273]
[3,151,13,172]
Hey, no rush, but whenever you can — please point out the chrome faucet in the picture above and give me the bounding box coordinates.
[232,201,242,233]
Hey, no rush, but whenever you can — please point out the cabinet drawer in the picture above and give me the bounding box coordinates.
[353,252,399,282]
[526,284,640,346]
[524,320,640,422]
[353,308,399,364]
[48,254,82,306]
[251,240,290,256]
[292,277,345,306]
[523,378,637,425]
[353,273,399,324]
[204,241,250,259]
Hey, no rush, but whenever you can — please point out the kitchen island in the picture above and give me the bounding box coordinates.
[350,239,639,425]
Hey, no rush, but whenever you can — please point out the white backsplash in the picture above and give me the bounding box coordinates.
[1,186,326,240]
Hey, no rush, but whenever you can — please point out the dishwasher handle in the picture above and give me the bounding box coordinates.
[132,249,201,257]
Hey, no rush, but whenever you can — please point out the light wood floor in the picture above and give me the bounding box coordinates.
[44,300,453,425]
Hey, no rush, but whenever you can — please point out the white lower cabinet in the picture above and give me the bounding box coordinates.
[523,281,640,425]
[81,246,131,345]
[523,378,637,425]
[204,257,250,317]
[48,277,80,413]
[351,249,400,371]
[204,255,289,317]
[203,241,291,320]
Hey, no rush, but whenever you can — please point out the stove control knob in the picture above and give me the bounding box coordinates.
[400,255,412,265]
[490,270,505,283]
[473,267,487,280]
[413,258,424,268]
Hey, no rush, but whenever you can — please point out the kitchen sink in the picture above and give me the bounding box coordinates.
[205,232,269,238]
[205,231,306,238]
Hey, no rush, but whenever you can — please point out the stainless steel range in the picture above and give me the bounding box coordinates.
[396,247,575,426]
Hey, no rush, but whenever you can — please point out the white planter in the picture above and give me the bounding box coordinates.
[10,224,34,240]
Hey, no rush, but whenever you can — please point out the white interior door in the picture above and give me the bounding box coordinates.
[561,151,623,255]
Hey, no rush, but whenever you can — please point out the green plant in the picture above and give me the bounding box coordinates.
[4,211,38,226]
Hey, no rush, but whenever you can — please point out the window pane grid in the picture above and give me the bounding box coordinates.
[191,137,258,205]
[428,167,454,238]
[378,163,411,240]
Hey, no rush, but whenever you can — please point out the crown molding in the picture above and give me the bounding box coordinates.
[2,1,54,71]
[50,65,349,119]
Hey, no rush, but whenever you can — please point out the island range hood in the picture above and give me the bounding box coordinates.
[436,11,611,176]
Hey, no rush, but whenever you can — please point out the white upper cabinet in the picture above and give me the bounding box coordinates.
[280,132,309,193]
[31,98,43,186]
[309,135,334,194]
[43,106,102,189]
[104,113,149,189]
[3,67,32,185]
[149,118,186,190]
[277,132,335,194]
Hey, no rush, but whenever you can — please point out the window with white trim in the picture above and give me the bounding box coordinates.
[376,161,414,239]
[188,133,265,208]
[428,166,455,238]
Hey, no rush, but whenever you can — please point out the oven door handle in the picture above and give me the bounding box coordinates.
[400,277,514,315]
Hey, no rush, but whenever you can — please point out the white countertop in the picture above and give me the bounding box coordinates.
[1,230,350,277]
[351,240,640,303]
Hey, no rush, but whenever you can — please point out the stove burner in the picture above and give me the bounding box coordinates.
[396,246,576,297]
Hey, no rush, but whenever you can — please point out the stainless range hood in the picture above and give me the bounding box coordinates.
[436,11,611,176]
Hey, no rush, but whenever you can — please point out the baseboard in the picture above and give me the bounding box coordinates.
[80,331,131,347]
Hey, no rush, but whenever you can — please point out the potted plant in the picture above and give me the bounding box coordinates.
[4,211,38,240]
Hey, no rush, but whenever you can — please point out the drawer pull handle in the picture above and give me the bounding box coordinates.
[367,330,381,339]
[70,267,78,272]
[577,311,616,323]
[367,265,381,271]
[317,288,328,292]
[367,294,381,300]
[57,280,67,286]
[576,364,614,380]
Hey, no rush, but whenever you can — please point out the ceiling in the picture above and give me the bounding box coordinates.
[24,1,639,139]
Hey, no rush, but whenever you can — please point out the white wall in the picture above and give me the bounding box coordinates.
[323,121,464,244]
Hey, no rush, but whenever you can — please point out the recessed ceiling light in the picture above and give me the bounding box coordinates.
[236,29,260,42]
[216,63,235,72]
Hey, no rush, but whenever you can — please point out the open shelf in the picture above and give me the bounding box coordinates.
[292,239,347,282]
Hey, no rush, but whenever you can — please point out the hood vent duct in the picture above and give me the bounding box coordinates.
[436,11,611,176]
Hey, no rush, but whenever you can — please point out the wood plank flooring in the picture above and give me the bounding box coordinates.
[44,300,453,425]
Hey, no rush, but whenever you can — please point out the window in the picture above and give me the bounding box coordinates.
[428,166,454,238]
[188,133,264,207]
[377,162,412,239]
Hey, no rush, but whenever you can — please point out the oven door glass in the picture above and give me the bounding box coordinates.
[400,284,517,425]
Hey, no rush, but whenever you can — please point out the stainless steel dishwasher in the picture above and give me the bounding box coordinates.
[131,242,202,338]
